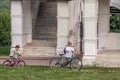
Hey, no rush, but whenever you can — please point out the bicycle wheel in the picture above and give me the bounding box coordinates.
[2,60,11,67]
[49,57,60,69]
[70,57,82,71]
[17,60,26,66]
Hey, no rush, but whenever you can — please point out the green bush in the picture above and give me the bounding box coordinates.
[110,6,120,32]
[0,11,11,46]
[0,0,11,47]
[0,46,10,56]
[0,0,10,12]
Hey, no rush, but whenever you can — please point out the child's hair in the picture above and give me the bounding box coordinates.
[15,45,20,48]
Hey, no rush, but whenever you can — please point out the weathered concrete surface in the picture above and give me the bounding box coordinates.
[94,50,120,67]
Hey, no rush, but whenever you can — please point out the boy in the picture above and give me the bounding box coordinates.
[10,45,23,64]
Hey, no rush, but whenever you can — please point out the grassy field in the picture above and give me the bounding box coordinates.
[0,65,120,80]
[0,46,10,56]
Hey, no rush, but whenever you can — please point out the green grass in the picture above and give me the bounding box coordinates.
[0,65,120,80]
[0,46,10,56]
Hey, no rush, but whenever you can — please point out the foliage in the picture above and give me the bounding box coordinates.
[0,0,11,46]
[0,46,10,56]
[0,11,11,46]
[110,6,120,13]
[0,0,10,12]
[0,66,120,80]
[110,6,120,32]
[110,14,120,32]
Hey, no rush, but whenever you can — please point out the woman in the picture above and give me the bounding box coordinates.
[64,41,75,58]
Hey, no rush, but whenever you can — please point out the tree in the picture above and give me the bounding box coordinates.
[110,6,120,32]
[0,0,10,46]
[0,11,11,46]
[0,0,10,12]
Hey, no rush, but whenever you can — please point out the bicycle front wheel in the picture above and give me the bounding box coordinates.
[49,57,60,69]
[17,60,26,67]
[70,57,82,71]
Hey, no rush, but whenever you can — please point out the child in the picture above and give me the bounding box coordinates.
[9,45,23,65]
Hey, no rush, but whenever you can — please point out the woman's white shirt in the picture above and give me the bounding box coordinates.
[64,46,74,58]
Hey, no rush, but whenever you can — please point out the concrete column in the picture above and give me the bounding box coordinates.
[57,1,69,53]
[68,1,74,43]
[73,0,82,53]
[11,0,23,47]
[98,0,110,50]
[83,0,98,65]
[23,0,32,44]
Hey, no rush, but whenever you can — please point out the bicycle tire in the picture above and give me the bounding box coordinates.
[70,57,82,71]
[17,60,26,67]
[49,57,60,69]
[2,60,11,67]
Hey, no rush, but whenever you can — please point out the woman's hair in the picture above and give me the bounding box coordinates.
[67,41,72,46]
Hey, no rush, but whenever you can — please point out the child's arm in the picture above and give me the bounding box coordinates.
[9,47,15,60]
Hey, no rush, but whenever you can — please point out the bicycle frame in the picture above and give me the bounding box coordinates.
[3,57,26,67]
[49,54,82,70]
[60,56,77,68]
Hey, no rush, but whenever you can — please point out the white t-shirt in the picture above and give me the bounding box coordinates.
[10,48,23,58]
[64,46,74,58]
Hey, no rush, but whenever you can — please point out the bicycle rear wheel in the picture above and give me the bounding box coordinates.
[70,57,82,71]
[17,60,26,67]
[49,57,60,69]
[2,60,11,67]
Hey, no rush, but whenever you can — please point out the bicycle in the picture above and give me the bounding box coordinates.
[2,57,26,67]
[49,54,82,71]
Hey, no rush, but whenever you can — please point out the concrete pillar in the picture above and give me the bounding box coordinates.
[83,0,98,65]
[73,0,82,53]
[23,0,32,44]
[98,0,110,50]
[11,0,23,47]
[68,1,74,43]
[57,1,69,53]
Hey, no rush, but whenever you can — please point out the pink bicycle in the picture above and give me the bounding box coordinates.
[2,57,26,67]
